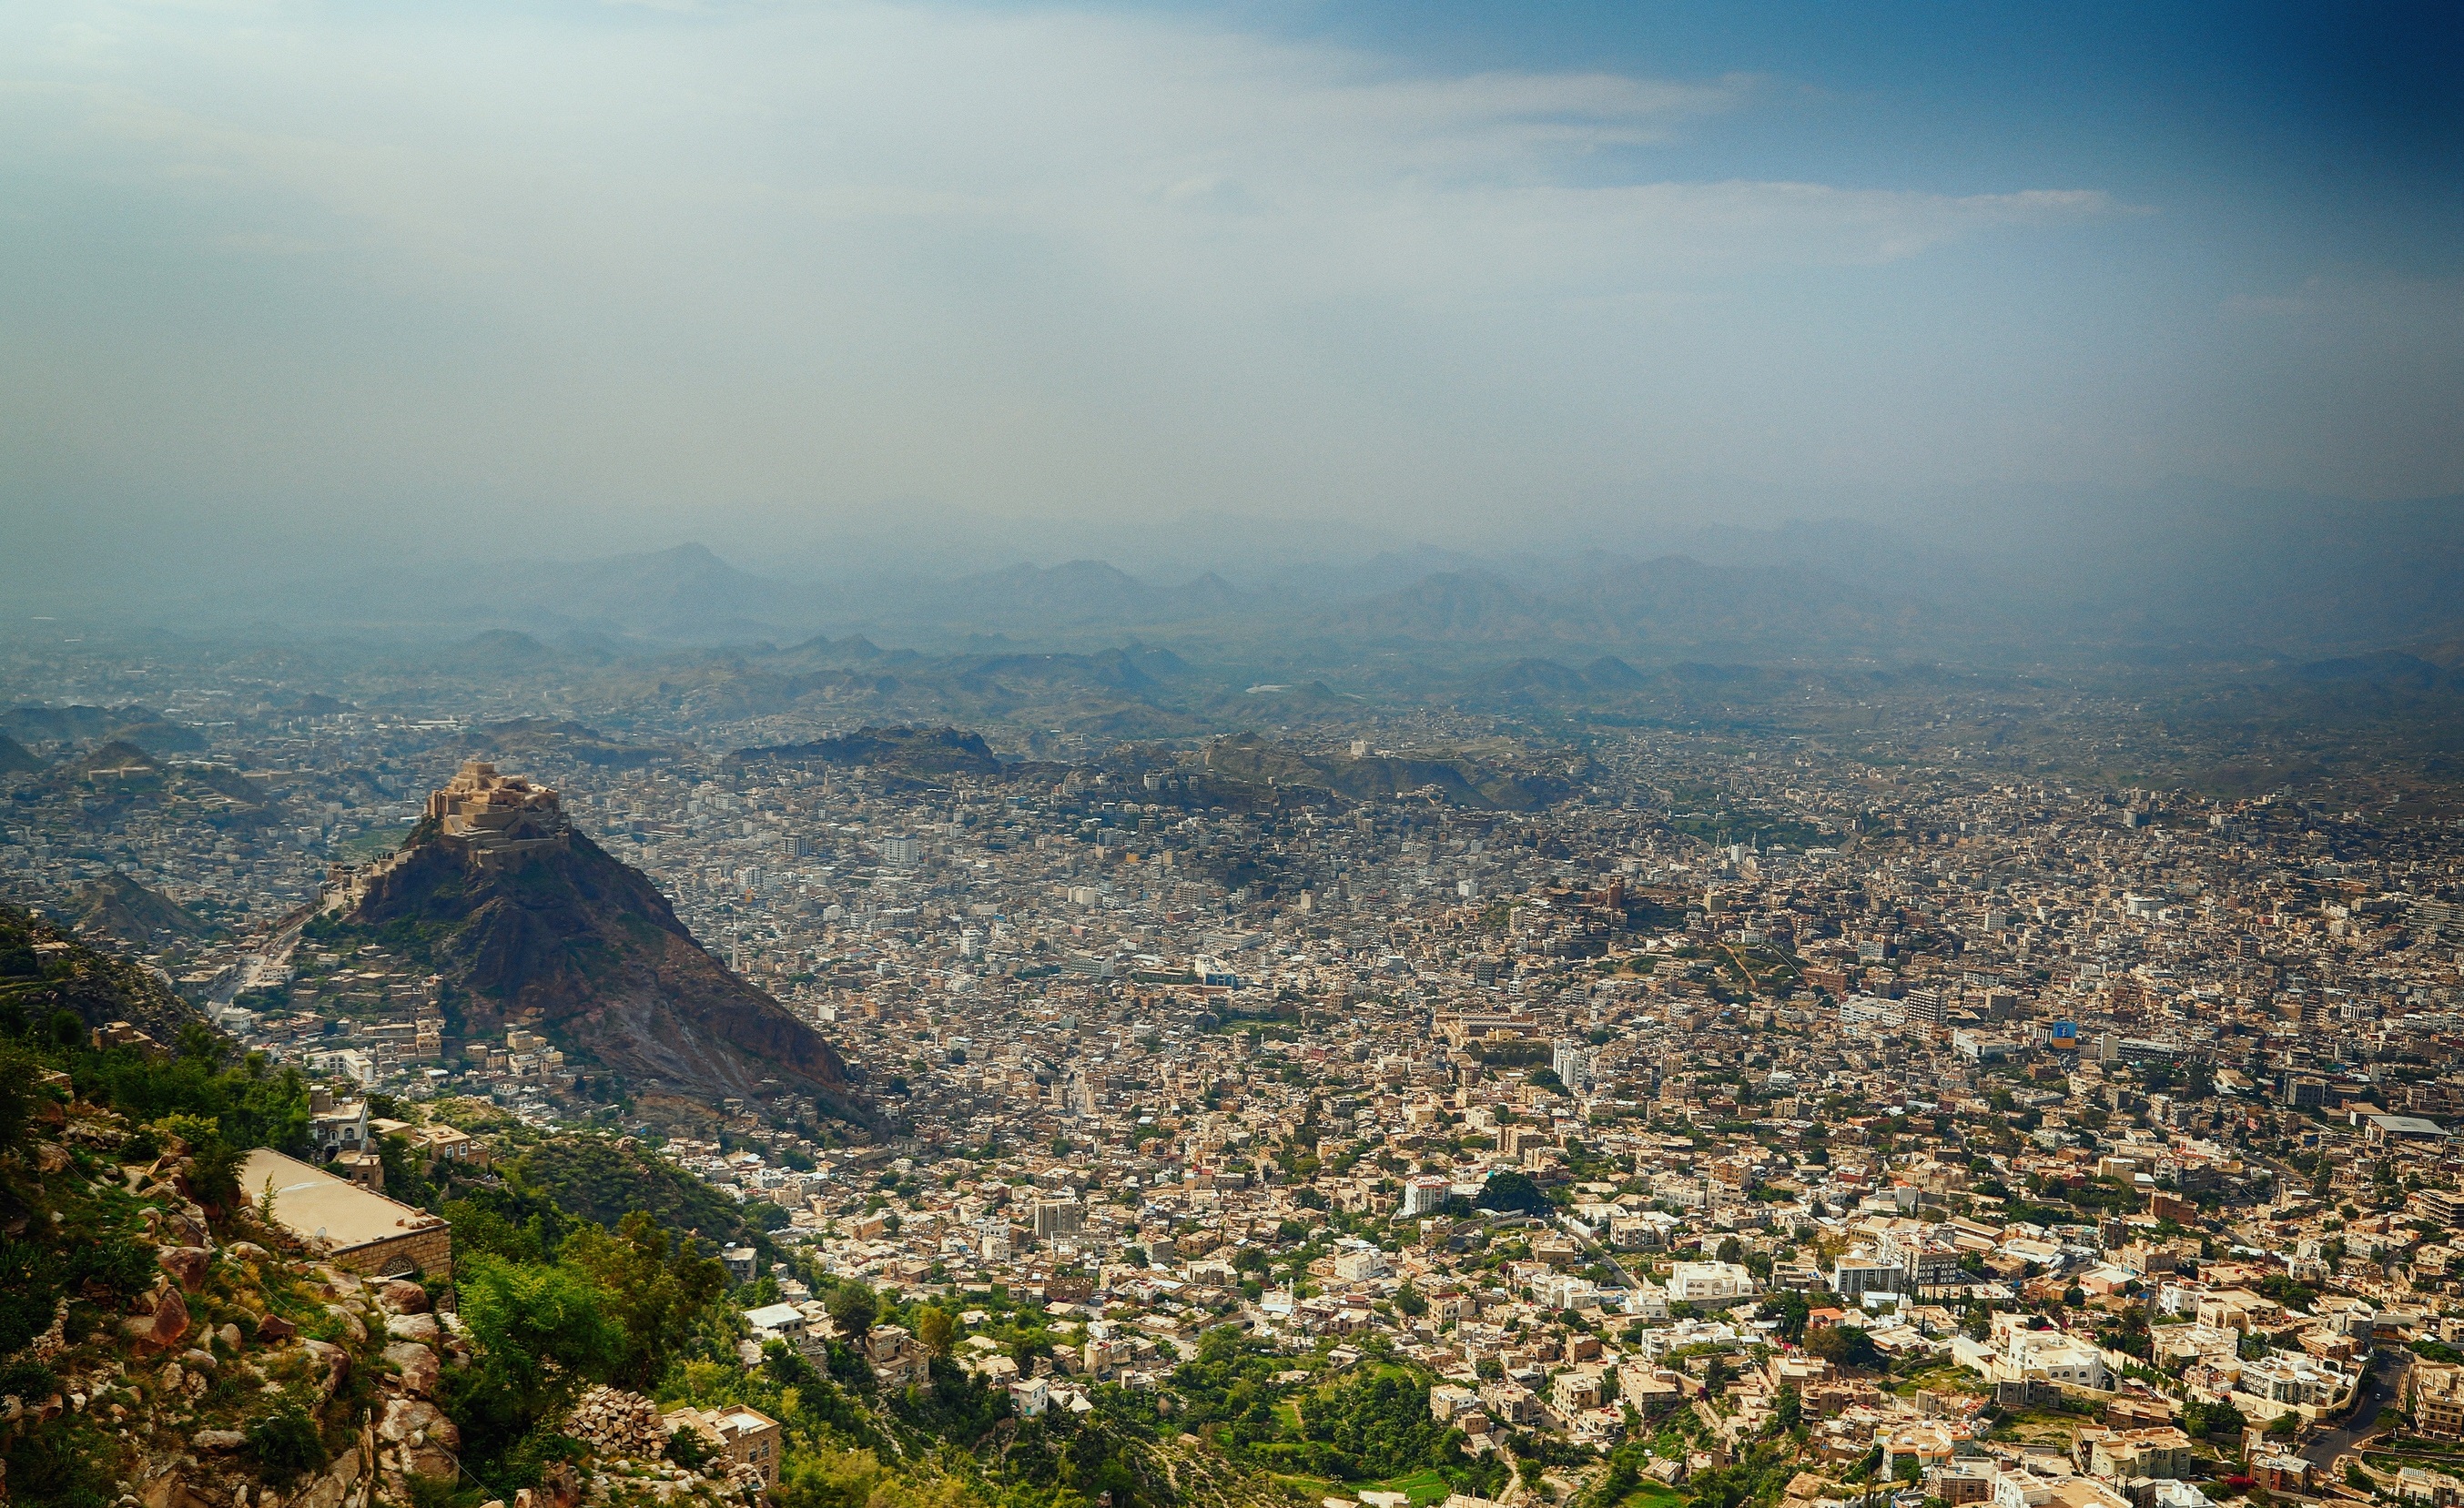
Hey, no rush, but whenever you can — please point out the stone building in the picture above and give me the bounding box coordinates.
[866,1324,931,1389]
[241,1148,452,1278]
[664,1402,784,1491]
[428,760,570,855]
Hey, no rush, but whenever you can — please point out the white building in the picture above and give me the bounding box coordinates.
[1832,1252,1901,1301]
[1666,1260,1756,1302]
[1992,1329,2110,1390]
[1400,1175,1453,1219]
[744,1302,809,1343]
[1552,1041,1597,1095]
[1332,1245,1391,1281]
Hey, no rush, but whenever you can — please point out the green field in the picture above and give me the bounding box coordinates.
[1271,1468,1457,1507]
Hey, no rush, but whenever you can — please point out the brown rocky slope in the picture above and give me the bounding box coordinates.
[329,823,869,1128]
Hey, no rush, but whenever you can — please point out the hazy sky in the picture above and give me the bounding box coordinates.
[4,0,2459,572]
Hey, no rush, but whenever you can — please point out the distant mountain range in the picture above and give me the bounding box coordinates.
[96,486,2440,669]
[9,472,2463,677]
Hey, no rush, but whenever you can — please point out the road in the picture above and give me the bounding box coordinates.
[208,911,309,1011]
[2302,1349,2409,1471]
[1554,1212,1645,1294]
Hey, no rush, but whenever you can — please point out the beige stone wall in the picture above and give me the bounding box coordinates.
[332,1225,453,1280]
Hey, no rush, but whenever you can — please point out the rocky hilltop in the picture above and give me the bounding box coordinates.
[729,724,1001,777]
[71,871,218,946]
[329,762,867,1126]
[1,899,208,1047]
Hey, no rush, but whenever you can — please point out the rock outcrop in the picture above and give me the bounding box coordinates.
[9,1100,397,1508]
[330,779,868,1124]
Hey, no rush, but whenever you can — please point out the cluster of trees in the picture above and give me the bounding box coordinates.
[1588,1391,1806,1508]
[2181,1395,2248,1444]
[445,1205,729,1478]
[1285,1368,1461,1481]
[1172,1329,1500,1497]
[517,1135,776,1244]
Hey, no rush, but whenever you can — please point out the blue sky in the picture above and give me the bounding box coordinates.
[2,0,2457,573]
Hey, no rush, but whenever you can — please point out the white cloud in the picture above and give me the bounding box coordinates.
[0,0,2182,548]
[3,3,2110,295]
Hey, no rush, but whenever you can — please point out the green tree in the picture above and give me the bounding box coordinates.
[1764,1290,1811,1344]
[916,1307,955,1358]
[1805,1325,1881,1371]
[557,1210,725,1390]
[1771,1382,1802,1434]
[2182,1395,2247,1443]
[451,1253,624,1456]
[826,1280,880,1338]
[0,1043,46,1163]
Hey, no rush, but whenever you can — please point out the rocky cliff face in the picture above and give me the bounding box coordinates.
[335,825,868,1126]
[0,1090,396,1508]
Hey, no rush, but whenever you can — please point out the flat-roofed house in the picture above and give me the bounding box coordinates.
[664,1403,783,1490]
[242,1148,452,1278]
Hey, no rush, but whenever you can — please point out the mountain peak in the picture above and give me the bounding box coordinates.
[328,764,870,1126]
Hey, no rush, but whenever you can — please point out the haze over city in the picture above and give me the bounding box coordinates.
[5,0,2459,596]
[4,11,2464,1508]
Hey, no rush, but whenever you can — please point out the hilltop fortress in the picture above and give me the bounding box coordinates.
[322,760,570,912]
[426,759,570,856]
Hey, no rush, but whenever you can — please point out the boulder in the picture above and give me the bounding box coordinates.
[256,1314,298,1341]
[385,1311,440,1344]
[405,1440,459,1482]
[379,1395,458,1448]
[147,1287,191,1350]
[217,1322,243,1351]
[535,1462,583,1508]
[157,1246,211,1293]
[298,1473,348,1508]
[302,1338,350,1397]
[383,1341,441,1397]
[324,1304,367,1343]
[379,1279,430,1314]
[193,1429,248,1451]
[381,1396,461,1479]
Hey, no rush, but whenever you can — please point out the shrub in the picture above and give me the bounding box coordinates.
[248,1409,330,1487]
